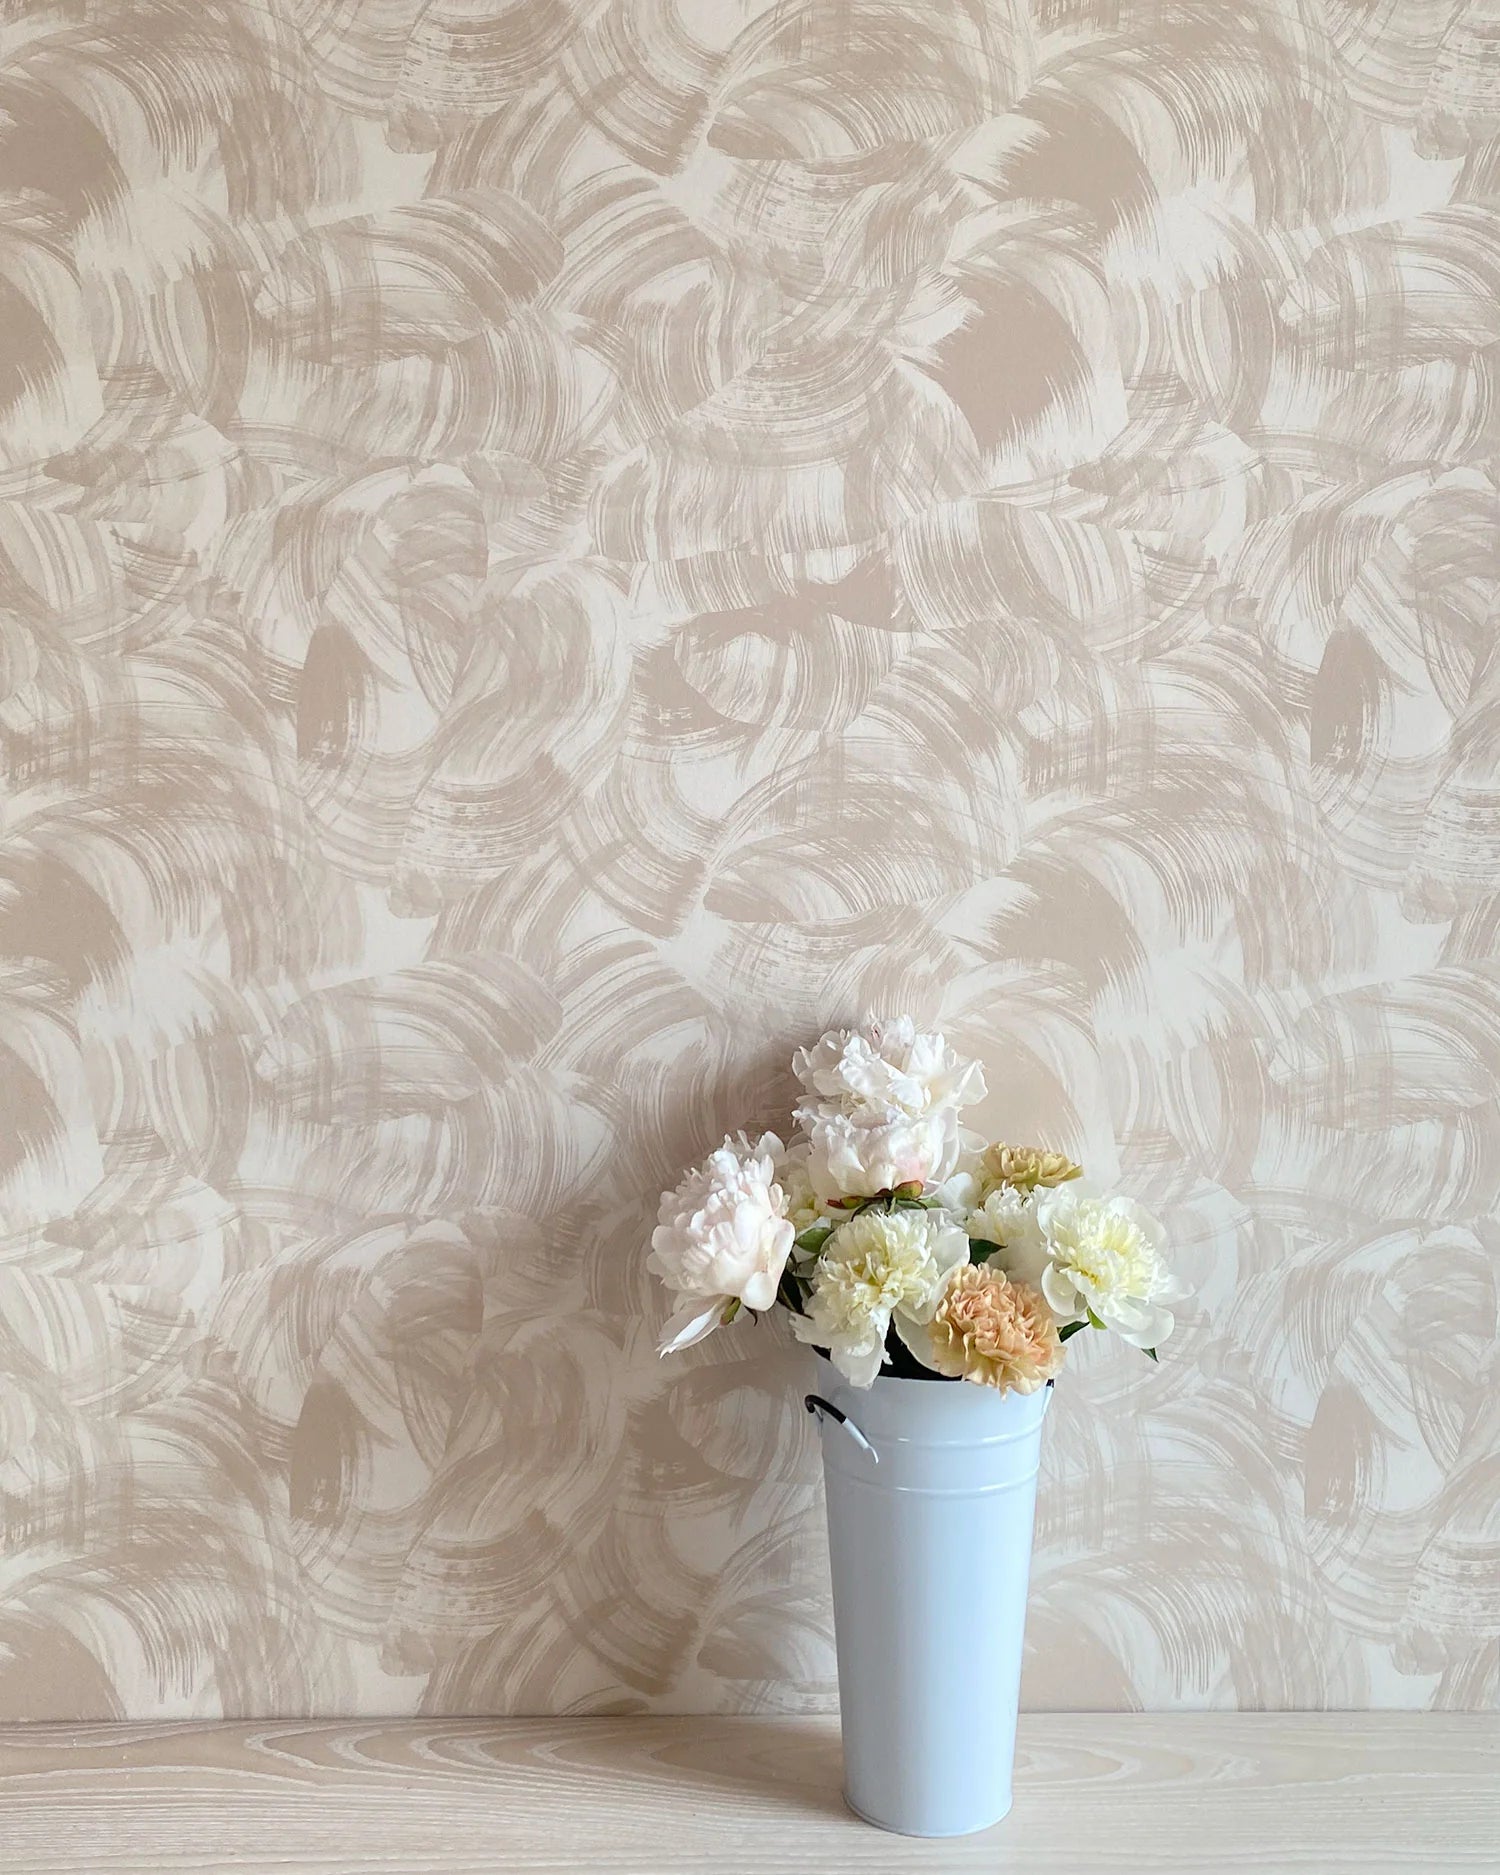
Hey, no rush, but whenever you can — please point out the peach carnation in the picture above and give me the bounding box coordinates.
[902,1264,1064,1393]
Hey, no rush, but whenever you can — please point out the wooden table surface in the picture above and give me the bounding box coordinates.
[0,1713,1494,1872]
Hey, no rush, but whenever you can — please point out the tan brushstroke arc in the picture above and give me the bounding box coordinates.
[1,0,1499,1720]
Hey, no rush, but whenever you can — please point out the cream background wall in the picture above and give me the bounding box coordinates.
[2,0,1499,1719]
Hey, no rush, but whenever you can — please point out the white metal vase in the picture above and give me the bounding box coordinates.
[806,1352,1051,1837]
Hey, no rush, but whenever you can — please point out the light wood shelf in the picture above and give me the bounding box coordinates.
[1,1712,1494,1871]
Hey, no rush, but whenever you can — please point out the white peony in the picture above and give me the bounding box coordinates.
[650,1133,795,1354]
[1031,1186,1185,1349]
[793,1016,986,1199]
[965,1183,1048,1287]
[778,1141,830,1236]
[793,1015,987,1116]
[791,1207,970,1387]
[801,1103,964,1200]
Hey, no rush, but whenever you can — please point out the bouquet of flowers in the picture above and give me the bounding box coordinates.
[650,1015,1187,1391]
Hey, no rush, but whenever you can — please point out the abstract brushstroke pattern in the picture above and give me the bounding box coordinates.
[1,0,1499,1716]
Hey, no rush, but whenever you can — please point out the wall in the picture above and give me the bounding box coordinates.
[2,0,1499,1719]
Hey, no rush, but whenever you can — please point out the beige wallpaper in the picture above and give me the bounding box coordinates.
[2,0,1499,1721]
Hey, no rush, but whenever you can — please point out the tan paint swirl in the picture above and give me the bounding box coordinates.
[1,0,1498,1717]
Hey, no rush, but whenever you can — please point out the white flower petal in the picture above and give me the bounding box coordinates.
[892,1304,946,1372]
[1041,1261,1085,1322]
[658,1297,727,1355]
[1108,1303,1175,1349]
[831,1335,887,1389]
[741,1269,779,1311]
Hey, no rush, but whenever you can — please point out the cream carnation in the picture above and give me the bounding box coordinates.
[900,1265,1063,1392]
[649,1133,795,1353]
[1032,1186,1183,1349]
[791,1207,969,1388]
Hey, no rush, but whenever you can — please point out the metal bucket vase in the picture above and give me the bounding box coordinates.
[806,1354,1051,1837]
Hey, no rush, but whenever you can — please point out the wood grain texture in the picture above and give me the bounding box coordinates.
[0,1715,1495,1873]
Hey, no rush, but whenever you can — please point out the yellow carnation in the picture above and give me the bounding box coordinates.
[980,1142,1083,1192]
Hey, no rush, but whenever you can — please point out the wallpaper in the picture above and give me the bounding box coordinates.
[1,0,1499,1721]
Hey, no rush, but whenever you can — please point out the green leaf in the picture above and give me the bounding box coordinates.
[1057,1320,1090,1342]
[1143,1346,1158,1362]
[1085,1308,1107,1331]
[793,1222,834,1254]
[720,1298,742,1326]
[967,1236,998,1264]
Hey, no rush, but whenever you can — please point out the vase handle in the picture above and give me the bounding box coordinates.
[803,1393,879,1462]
